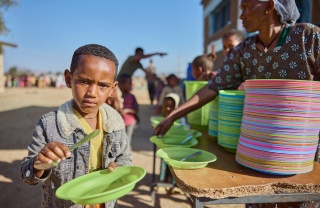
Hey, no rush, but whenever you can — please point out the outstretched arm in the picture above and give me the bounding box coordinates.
[133,52,167,62]
[153,87,217,137]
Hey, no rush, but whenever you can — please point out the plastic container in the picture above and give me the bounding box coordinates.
[184,81,211,130]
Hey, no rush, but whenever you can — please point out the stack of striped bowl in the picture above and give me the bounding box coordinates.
[217,90,246,153]
[236,79,320,175]
[208,96,219,137]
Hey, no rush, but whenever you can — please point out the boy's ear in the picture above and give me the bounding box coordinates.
[113,81,118,89]
[64,69,72,88]
[108,81,118,97]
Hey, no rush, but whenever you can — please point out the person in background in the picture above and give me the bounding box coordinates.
[154,75,165,107]
[192,30,245,82]
[20,44,131,208]
[191,53,217,81]
[117,74,139,149]
[156,74,185,114]
[158,93,184,193]
[154,0,320,207]
[222,29,246,57]
[145,59,157,107]
[117,47,167,79]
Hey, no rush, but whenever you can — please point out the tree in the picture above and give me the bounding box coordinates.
[8,66,17,76]
[0,0,16,35]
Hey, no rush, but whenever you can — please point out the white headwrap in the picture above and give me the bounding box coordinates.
[259,0,300,25]
[165,93,180,109]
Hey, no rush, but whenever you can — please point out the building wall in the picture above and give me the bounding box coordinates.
[202,0,241,70]
[311,0,320,25]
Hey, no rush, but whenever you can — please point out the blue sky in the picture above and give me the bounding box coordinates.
[1,1,203,77]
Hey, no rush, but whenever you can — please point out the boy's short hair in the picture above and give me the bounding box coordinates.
[118,73,132,83]
[70,44,119,74]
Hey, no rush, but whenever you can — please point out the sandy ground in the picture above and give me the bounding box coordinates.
[0,83,244,208]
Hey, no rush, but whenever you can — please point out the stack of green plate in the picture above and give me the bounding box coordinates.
[208,96,219,137]
[218,90,245,153]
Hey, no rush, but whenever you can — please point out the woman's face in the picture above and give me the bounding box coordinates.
[240,0,268,33]
[223,35,241,56]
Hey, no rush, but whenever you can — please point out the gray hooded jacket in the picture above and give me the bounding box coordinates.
[20,99,132,208]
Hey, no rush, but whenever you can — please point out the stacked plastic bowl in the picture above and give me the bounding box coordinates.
[217,90,246,153]
[208,96,219,137]
[236,79,320,175]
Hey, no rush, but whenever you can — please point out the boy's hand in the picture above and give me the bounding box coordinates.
[108,162,118,172]
[34,142,71,168]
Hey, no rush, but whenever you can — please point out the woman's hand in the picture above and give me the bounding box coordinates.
[153,116,174,137]
[237,82,246,90]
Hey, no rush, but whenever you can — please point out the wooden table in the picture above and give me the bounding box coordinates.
[169,131,320,208]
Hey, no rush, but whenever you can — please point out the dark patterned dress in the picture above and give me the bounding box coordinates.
[207,23,320,208]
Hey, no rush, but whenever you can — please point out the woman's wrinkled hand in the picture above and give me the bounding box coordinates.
[237,82,246,90]
[153,117,174,137]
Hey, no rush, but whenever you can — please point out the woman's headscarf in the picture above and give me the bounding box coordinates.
[259,0,300,25]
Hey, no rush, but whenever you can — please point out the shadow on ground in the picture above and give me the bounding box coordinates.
[0,104,192,207]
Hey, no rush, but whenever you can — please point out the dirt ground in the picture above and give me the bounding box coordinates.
[0,83,244,208]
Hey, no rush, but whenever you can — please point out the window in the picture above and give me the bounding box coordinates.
[295,0,310,23]
[209,0,230,36]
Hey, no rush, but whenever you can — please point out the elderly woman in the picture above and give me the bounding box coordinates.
[154,0,320,207]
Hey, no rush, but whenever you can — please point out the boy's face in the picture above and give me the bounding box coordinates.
[64,55,117,117]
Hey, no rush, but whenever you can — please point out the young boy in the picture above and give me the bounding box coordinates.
[20,44,132,208]
[117,74,139,149]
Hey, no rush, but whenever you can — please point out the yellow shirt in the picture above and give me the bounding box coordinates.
[73,109,104,172]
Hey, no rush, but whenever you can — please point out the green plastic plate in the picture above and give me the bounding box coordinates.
[55,166,146,205]
[150,116,183,128]
[149,135,198,149]
[156,147,217,169]
[165,128,202,138]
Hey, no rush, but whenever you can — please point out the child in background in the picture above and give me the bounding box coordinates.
[156,74,184,114]
[118,74,139,148]
[154,76,165,106]
[191,53,217,81]
[158,93,183,192]
[222,29,246,56]
[222,29,247,90]
[20,44,131,208]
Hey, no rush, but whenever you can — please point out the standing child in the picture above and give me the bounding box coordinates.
[20,44,131,208]
[158,93,184,193]
[156,74,184,114]
[117,73,139,148]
